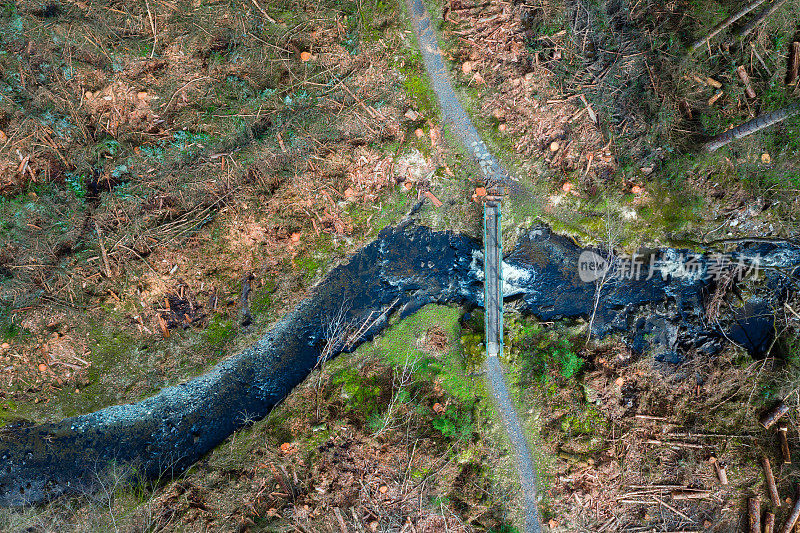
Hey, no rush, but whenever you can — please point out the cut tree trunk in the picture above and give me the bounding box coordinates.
[704,101,800,152]
[789,42,800,85]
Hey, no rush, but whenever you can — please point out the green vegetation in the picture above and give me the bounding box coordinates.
[204,315,235,351]
[0,399,17,427]
[432,404,474,440]
[332,366,383,419]
[505,317,585,384]
[403,72,438,118]
[2,0,800,529]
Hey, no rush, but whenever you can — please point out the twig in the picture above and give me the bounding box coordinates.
[736,0,789,40]
[704,101,800,151]
[671,489,712,500]
[337,80,387,121]
[164,77,211,112]
[144,0,157,58]
[250,0,276,23]
[750,42,770,72]
[94,221,112,278]
[688,0,766,53]
[666,431,757,439]
[333,508,348,533]
[626,485,686,490]
[344,297,399,349]
[114,244,158,276]
[654,496,695,523]
[634,414,670,421]
[644,439,704,449]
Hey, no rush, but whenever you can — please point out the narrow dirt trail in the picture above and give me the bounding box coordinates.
[404,1,543,531]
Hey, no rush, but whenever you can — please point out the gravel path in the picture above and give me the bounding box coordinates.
[405,1,542,531]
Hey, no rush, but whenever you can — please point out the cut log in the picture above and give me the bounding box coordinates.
[789,42,800,85]
[763,456,782,508]
[749,497,760,533]
[765,511,775,533]
[782,490,800,533]
[423,190,443,207]
[704,101,800,152]
[737,65,757,98]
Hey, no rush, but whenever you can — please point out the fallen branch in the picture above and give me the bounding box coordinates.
[144,0,157,58]
[735,0,789,40]
[704,101,800,152]
[654,496,695,522]
[250,0,276,23]
[671,489,711,500]
[688,0,766,53]
[644,439,704,449]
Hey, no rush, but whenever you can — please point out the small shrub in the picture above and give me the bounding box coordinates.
[432,404,473,441]
[510,322,584,384]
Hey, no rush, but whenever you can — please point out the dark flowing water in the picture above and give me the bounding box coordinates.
[1,222,798,506]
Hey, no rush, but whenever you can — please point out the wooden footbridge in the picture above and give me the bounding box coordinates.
[483,189,504,359]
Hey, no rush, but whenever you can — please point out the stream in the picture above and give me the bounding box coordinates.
[2,220,799,507]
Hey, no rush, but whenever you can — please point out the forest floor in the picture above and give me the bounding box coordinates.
[1,0,800,531]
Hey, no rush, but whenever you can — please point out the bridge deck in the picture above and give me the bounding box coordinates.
[483,202,503,358]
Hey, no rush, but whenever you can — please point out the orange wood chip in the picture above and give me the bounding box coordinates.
[280,442,297,454]
[424,191,443,207]
[158,315,170,338]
